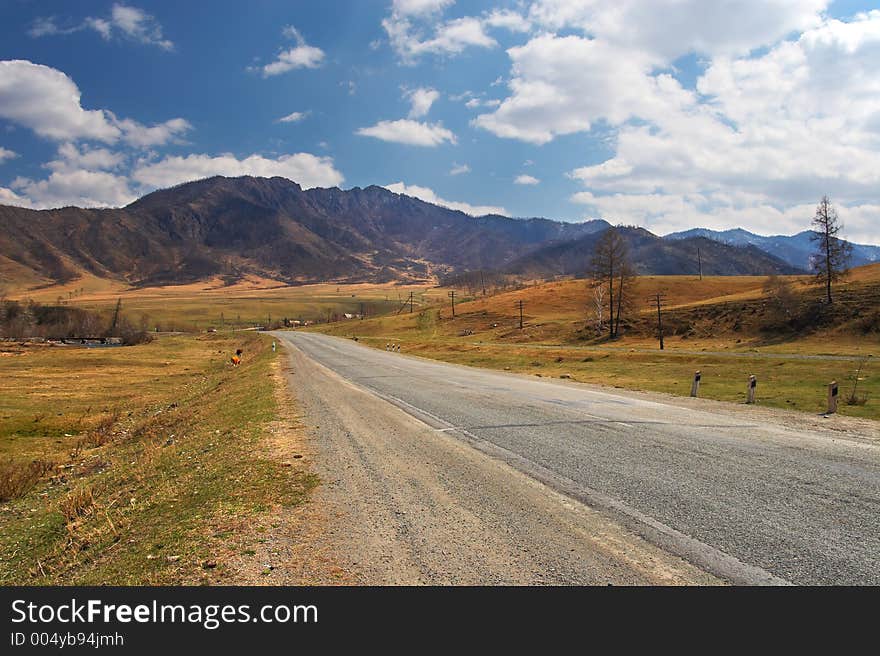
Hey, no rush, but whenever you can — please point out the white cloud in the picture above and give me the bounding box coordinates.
[278,111,309,123]
[384,181,506,216]
[116,117,192,147]
[515,174,540,185]
[392,0,454,17]
[483,9,532,33]
[465,97,501,109]
[0,147,17,163]
[11,169,136,209]
[261,26,325,76]
[473,34,675,144]
[132,152,344,190]
[356,119,456,146]
[29,4,173,50]
[382,2,534,62]
[406,87,440,118]
[48,143,125,172]
[0,60,190,147]
[527,0,827,60]
[108,4,173,50]
[383,14,496,62]
[449,163,470,175]
[0,186,34,208]
[0,60,121,142]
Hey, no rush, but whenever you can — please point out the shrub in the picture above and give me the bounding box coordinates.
[0,458,56,501]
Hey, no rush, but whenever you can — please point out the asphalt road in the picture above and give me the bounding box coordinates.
[274,331,880,585]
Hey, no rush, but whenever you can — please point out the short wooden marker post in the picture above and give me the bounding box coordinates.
[827,381,839,415]
[747,375,757,404]
[691,371,701,397]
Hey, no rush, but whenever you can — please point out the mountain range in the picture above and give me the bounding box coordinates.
[1,175,871,288]
[664,227,880,270]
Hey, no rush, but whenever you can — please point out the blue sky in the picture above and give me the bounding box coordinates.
[1,0,879,243]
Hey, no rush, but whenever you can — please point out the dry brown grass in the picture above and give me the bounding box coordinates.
[0,458,56,501]
[59,486,96,523]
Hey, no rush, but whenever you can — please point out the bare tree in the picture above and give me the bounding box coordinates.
[589,227,635,338]
[811,195,852,304]
[590,284,606,335]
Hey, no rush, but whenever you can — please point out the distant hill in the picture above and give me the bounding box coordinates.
[503,228,803,278]
[664,227,880,270]
[0,176,601,287]
[0,176,810,288]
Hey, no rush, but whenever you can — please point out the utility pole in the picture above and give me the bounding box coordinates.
[480,270,486,296]
[697,248,703,281]
[409,292,414,313]
[448,290,456,318]
[649,292,666,350]
[517,299,523,329]
[109,298,122,335]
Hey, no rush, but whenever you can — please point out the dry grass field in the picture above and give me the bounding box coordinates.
[0,332,316,584]
[6,273,443,332]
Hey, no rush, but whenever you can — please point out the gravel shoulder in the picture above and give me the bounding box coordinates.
[279,338,721,585]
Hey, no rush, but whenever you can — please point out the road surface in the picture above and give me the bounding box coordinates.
[274,331,880,585]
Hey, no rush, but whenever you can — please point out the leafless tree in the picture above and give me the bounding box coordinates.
[589,227,635,339]
[590,283,606,334]
[811,195,852,304]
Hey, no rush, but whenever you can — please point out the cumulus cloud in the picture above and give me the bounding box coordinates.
[384,181,506,216]
[356,119,456,146]
[449,163,470,175]
[132,152,344,190]
[0,60,190,146]
[515,174,540,185]
[260,25,325,76]
[0,147,17,163]
[527,0,826,61]
[0,60,121,142]
[10,169,136,209]
[29,3,174,50]
[406,87,440,118]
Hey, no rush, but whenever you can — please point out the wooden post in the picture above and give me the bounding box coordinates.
[517,299,524,330]
[827,381,839,415]
[747,375,757,404]
[691,371,701,397]
[448,290,456,318]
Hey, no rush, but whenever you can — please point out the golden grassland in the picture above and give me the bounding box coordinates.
[7,273,444,331]
[0,332,316,584]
